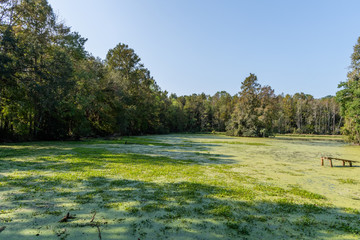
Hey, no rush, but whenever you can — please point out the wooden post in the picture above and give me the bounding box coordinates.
[350,162,353,167]
[330,159,333,167]
[343,161,345,166]
[321,157,324,166]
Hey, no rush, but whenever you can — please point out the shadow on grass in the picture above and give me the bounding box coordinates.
[1,176,359,239]
[331,165,360,168]
[0,143,237,176]
[0,146,69,158]
[0,137,359,239]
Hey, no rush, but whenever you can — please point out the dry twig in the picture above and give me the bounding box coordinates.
[90,211,97,223]
[59,212,76,223]
[96,225,102,240]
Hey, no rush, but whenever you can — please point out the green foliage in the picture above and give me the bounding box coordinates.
[0,1,343,141]
[336,37,360,144]
[226,74,278,137]
[0,0,87,140]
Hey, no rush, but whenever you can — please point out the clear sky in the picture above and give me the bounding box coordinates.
[47,0,360,98]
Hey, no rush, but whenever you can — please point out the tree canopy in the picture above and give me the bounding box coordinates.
[0,0,344,141]
[336,37,360,144]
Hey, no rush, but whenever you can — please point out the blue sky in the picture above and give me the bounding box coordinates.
[48,0,360,98]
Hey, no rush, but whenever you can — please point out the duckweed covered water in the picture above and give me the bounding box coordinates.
[0,134,359,239]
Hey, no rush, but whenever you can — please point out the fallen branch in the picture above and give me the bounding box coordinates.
[90,211,96,223]
[89,211,101,239]
[96,225,102,240]
[59,212,76,223]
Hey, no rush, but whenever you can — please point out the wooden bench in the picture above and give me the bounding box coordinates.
[321,157,358,167]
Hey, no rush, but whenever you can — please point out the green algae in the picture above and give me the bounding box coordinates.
[0,134,359,239]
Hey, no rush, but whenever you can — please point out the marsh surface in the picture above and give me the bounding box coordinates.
[0,134,359,239]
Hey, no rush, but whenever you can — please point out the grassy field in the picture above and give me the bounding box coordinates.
[0,134,359,239]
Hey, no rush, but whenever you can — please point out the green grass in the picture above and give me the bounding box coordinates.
[0,134,359,239]
[195,140,270,146]
[78,136,193,147]
[274,134,344,142]
[337,178,359,184]
[288,185,326,200]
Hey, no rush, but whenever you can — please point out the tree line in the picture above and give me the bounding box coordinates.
[0,0,344,142]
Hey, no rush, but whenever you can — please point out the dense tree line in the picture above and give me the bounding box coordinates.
[0,0,343,141]
[173,77,342,137]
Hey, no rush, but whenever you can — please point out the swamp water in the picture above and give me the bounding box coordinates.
[0,134,359,239]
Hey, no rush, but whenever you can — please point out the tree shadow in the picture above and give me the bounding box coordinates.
[0,139,237,178]
[1,176,359,239]
[0,146,70,158]
[0,150,236,178]
[331,165,360,168]
[0,138,359,239]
